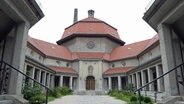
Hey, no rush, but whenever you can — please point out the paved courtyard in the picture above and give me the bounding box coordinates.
[49,95,126,104]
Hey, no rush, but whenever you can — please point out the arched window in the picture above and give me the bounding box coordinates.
[122,61,126,66]
[88,65,93,75]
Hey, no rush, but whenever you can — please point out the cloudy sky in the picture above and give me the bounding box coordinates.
[29,0,156,44]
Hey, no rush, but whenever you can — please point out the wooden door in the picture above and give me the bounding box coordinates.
[86,76,95,90]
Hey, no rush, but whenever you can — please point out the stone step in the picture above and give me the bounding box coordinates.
[0,100,13,104]
[73,91,107,95]
[175,101,184,104]
[0,95,28,104]
[157,96,182,104]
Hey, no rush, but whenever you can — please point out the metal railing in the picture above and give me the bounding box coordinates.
[135,62,184,104]
[0,61,50,104]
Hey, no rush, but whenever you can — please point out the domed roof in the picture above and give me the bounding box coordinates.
[57,10,125,45]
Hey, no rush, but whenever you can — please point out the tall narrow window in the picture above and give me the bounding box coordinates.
[88,65,93,75]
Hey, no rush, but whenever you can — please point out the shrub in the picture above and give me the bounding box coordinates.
[122,90,134,96]
[116,93,123,99]
[130,96,138,102]
[22,83,73,103]
[144,96,151,103]
[112,90,122,96]
[29,94,46,104]
[49,87,62,98]
[108,90,113,95]
[138,95,144,101]
[125,83,135,93]
[48,96,55,101]
[48,86,72,98]
[22,83,43,100]
[60,86,72,95]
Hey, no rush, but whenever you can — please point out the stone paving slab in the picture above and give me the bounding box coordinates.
[49,95,126,104]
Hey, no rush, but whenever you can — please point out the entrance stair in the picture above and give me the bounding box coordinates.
[73,90,107,95]
[0,95,28,104]
[157,96,184,104]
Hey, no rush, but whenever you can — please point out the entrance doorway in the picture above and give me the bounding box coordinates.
[86,76,95,90]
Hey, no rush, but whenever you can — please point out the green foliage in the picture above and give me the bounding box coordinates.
[108,89,122,97]
[60,86,72,95]
[125,83,136,93]
[22,83,43,100]
[143,96,151,103]
[49,87,62,98]
[130,96,138,102]
[108,90,135,102]
[122,90,134,96]
[22,83,72,103]
[48,86,72,98]
[108,89,153,104]
[29,94,46,104]
[48,96,55,101]
[140,95,144,101]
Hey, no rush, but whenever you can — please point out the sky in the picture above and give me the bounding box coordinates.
[29,0,156,45]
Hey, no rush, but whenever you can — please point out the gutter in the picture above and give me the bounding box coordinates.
[143,0,166,31]
[127,55,161,74]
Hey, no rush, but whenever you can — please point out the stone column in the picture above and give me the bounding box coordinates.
[136,72,140,89]
[158,24,178,95]
[108,77,112,90]
[73,77,77,90]
[23,63,27,74]
[70,76,73,90]
[31,67,35,87]
[43,72,46,86]
[49,74,53,88]
[47,73,50,87]
[128,75,132,84]
[141,70,146,90]
[60,75,63,87]
[22,63,27,87]
[104,78,108,90]
[118,76,122,90]
[34,69,38,81]
[148,68,154,91]
[78,61,84,90]
[156,64,164,92]
[8,23,30,95]
[51,74,55,88]
[132,74,135,86]
[38,69,42,83]
[99,61,103,90]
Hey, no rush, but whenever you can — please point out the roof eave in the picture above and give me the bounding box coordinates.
[138,40,159,57]
[56,33,125,45]
[143,0,166,32]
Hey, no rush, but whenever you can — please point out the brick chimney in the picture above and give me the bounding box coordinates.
[73,8,78,23]
[88,10,94,17]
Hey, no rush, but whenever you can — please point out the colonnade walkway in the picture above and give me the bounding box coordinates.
[49,95,126,104]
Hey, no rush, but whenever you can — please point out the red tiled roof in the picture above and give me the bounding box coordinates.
[110,39,151,61]
[80,17,102,22]
[142,34,159,52]
[57,17,124,45]
[49,66,77,74]
[104,67,133,75]
[28,34,159,61]
[28,37,72,60]
[103,53,110,60]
